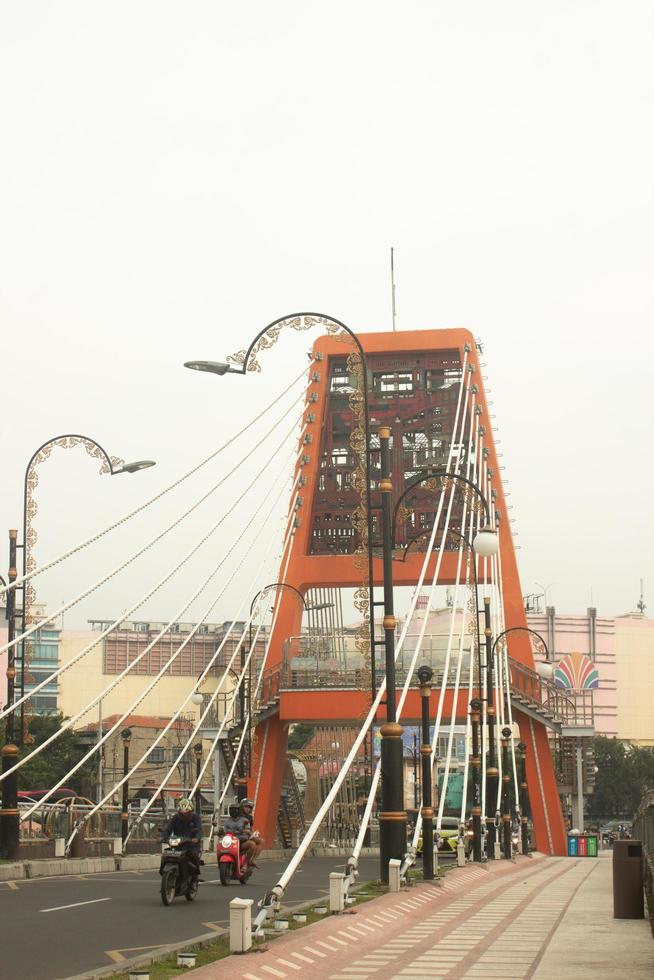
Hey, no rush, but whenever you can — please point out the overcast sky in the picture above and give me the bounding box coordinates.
[0,2,652,630]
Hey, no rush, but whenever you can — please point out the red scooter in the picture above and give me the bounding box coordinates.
[217,830,259,885]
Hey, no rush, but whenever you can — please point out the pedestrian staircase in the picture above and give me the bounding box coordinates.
[508,657,594,737]
[277,757,307,848]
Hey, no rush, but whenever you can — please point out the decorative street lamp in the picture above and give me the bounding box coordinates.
[417,664,435,881]
[501,727,513,859]
[184,312,407,880]
[469,698,483,862]
[120,728,132,845]
[193,743,203,815]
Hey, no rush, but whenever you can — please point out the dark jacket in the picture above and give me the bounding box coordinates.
[162,812,203,853]
[223,814,252,842]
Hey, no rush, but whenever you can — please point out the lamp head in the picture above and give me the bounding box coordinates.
[193,742,203,759]
[120,727,132,744]
[184,360,234,376]
[470,698,482,713]
[417,664,434,687]
[502,726,513,740]
[115,460,156,474]
[518,742,527,753]
[191,691,204,706]
[472,526,499,558]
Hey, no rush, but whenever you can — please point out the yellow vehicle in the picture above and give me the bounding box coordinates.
[416,817,471,856]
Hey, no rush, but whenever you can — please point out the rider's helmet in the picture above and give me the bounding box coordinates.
[239,798,254,813]
[178,797,194,817]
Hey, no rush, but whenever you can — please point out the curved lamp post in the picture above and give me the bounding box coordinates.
[20,435,155,740]
[120,727,132,845]
[185,313,422,880]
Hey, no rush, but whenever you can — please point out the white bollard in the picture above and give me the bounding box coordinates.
[494,841,502,860]
[329,871,345,912]
[54,838,66,858]
[388,858,401,893]
[456,842,466,867]
[230,897,253,953]
[113,837,123,856]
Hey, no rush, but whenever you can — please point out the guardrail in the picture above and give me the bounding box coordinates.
[508,657,594,728]
[633,788,654,936]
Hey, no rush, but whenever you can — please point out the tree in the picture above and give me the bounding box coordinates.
[587,736,654,821]
[1,713,94,798]
[288,723,315,751]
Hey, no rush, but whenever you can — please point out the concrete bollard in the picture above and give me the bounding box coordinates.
[329,871,345,912]
[388,858,401,893]
[494,841,502,860]
[456,842,466,867]
[54,838,66,858]
[230,897,253,953]
[113,837,123,855]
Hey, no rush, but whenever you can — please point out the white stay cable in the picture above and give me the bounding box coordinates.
[348,365,473,867]
[437,593,469,828]
[0,388,307,659]
[459,641,474,824]
[192,495,300,803]
[495,533,520,804]
[0,425,302,760]
[122,470,303,841]
[21,455,298,824]
[408,393,478,853]
[0,365,309,600]
[0,414,306,723]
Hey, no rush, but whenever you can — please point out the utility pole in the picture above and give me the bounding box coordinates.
[0,530,20,860]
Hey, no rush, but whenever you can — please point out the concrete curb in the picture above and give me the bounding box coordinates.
[57,929,226,980]
[1,846,379,882]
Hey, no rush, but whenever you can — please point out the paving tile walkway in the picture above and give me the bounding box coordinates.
[187,851,652,980]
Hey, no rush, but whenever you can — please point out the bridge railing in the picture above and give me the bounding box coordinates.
[508,657,594,728]
[633,787,654,936]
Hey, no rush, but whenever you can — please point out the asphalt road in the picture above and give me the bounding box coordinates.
[0,855,381,980]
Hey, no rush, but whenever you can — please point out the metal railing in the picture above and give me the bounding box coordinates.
[508,657,594,728]
[633,788,654,936]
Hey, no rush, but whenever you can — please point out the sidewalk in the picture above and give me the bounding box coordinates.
[187,851,651,980]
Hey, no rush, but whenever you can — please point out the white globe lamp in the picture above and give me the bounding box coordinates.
[191,691,204,706]
[472,526,499,558]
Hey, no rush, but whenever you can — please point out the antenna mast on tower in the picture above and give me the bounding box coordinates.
[390,247,397,331]
[637,579,646,614]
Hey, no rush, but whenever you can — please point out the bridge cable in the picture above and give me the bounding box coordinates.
[7,418,305,800]
[0,365,309,601]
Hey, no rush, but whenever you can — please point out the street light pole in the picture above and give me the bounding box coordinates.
[0,530,20,860]
[120,728,132,845]
[518,741,530,855]
[193,743,203,815]
[417,665,434,881]
[484,597,499,858]
[501,727,513,859]
[470,698,483,862]
[378,426,406,883]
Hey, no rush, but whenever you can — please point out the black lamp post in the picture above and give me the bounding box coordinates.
[0,531,20,860]
[185,312,400,880]
[484,597,499,858]
[501,726,513,859]
[470,698,483,862]
[120,728,132,845]
[377,425,406,882]
[518,741,530,855]
[17,436,154,745]
[193,743,203,815]
[417,664,435,881]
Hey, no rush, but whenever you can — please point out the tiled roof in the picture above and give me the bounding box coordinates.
[78,713,194,733]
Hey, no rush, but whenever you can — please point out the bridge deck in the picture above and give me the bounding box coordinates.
[192,851,651,980]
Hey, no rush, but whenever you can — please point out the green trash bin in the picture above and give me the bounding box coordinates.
[587,834,598,857]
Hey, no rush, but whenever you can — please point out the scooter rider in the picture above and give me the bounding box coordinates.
[223,798,262,867]
[161,798,203,877]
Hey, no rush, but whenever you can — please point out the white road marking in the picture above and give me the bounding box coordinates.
[40,897,112,913]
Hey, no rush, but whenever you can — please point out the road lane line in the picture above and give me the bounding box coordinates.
[40,897,112,913]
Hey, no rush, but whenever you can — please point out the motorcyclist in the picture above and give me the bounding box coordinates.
[161,798,203,878]
[223,798,263,867]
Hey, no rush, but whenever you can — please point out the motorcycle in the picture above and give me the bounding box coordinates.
[216,830,260,885]
[159,836,200,906]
